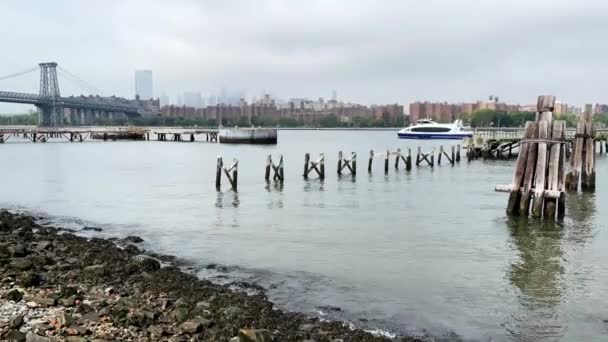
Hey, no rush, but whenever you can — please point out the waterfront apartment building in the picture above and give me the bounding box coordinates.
[159,97,403,125]
[134,70,153,100]
[409,99,569,123]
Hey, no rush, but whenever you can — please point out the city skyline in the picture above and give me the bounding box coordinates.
[2,0,608,113]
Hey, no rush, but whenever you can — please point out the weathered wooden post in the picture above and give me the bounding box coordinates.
[438,145,444,165]
[278,155,284,183]
[395,148,401,169]
[351,152,357,176]
[265,155,272,181]
[416,147,421,166]
[456,144,461,162]
[319,153,325,180]
[531,119,549,218]
[368,150,373,173]
[216,156,223,190]
[190,134,195,142]
[581,122,596,190]
[451,146,456,165]
[303,153,310,179]
[231,159,238,191]
[406,148,412,171]
[384,149,389,174]
[430,151,434,167]
[337,151,343,175]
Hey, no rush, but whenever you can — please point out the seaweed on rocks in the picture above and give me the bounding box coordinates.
[0,210,431,342]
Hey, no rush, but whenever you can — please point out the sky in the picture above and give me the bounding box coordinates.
[1,0,607,113]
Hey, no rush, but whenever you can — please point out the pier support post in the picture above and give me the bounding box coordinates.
[406,148,412,171]
[351,152,357,176]
[319,153,325,180]
[368,150,373,173]
[395,148,401,169]
[384,150,389,174]
[304,153,310,179]
[438,146,443,165]
[265,155,272,181]
[216,157,223,190]
[456,144,461,162]
[338,151,343,175]
[451,146,456,166]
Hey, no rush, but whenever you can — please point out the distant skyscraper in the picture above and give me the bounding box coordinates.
[134,70,153,100]
[332,90,337,101]
[184,92,203,108]
[176,95,183,106]
[160,92,169,107]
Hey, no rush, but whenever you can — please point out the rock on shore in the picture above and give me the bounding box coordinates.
[0,210,427,341]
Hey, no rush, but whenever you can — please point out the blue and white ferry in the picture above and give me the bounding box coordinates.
[397,119,472,140]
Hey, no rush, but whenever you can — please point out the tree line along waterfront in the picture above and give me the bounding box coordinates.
[1,109,607,128]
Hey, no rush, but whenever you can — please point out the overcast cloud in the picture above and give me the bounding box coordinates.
[1,0,607,113]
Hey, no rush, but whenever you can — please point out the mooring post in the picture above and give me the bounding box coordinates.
[384,149,389,174]
[304,153,310,179]
[319,153,325,180]
[190,134,195,142]
[416,147,421,166]
[216,157,223,190]
[456,144,461,162]
[79,134,83,142]
[351,152,357,175]
[368,150,373,173]
[430,151,434,168]
[265,155,272,181]
[451,146,456,166]
[338,151,343,175]
[406,148,412,170]
[438,145,443,165]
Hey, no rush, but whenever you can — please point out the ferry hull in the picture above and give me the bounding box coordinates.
[397,133,472,140]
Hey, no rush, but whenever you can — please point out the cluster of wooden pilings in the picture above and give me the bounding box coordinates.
[495,95,597,220]
[215,145,462,191]
[154,130,218,143]
[566,112,596,190]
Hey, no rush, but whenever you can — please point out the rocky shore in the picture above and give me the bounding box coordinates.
[0,210,426,341]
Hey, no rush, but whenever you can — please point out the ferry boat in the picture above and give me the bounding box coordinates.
[397,119,472,140]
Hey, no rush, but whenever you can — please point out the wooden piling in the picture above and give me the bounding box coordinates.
[338,151,343,175]
[278,155,284,183]
[456,144,461,162]
[406,148,412,171]
[438,146,443,165]
[303,153,310,179]
[351,152,357,175]
[265,155,272,181]
[368,150,373,173]
[451,146,456,165]
[384,150,389,174]
[531,120,549,218]
[544,121,564,220]
[519,122,539,215]
[216,157,223,190]
[505,122,533,215]
[581,122,596,190]
[395,148,401,169]
[416,147,421,166]
[319,153,325,180]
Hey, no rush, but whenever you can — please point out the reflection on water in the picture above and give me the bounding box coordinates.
[505,217,565,340]
[505,191,597,341]
[215,191,240,208]
[265,183,284,209]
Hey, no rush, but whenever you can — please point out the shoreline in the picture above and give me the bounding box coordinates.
[0,210,428,341]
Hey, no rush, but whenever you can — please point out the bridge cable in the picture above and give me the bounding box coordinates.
[57,67,104,95]
[57,69,103,95]
[0,67,39,81]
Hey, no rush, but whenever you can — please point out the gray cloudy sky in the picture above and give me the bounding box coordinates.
[0,0,607,113]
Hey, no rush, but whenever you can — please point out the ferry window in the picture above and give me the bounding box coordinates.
[411,127,451,133]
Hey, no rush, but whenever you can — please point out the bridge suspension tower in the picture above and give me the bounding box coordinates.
[38,62,62,127]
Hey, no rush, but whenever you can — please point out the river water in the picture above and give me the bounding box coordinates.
[1,130,607,341]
